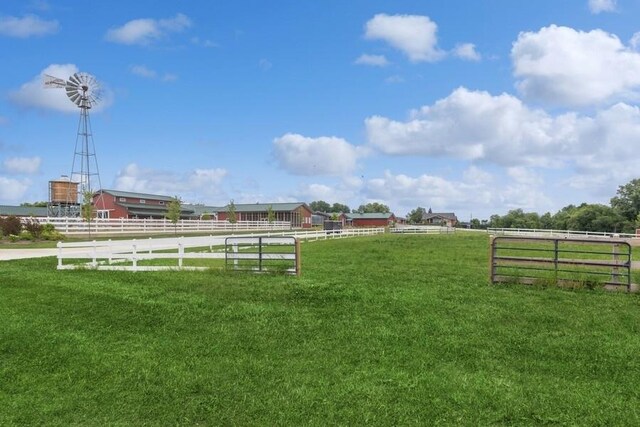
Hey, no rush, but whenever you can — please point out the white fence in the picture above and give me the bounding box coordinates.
[37,217,291,235]
[391,225,456,234]
[56,227,385,271]
[487,228,636,240]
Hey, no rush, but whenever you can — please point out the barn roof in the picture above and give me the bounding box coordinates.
[215,202,310,213]
[423,212,457,220]
[346,212,395,220]
[97,189,177,202]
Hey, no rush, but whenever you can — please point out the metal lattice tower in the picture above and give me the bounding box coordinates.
[44,72,104,216]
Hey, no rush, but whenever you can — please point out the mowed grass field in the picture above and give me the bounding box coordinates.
[2,233,640,425]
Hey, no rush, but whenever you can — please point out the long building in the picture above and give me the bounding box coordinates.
[91,189,313,228]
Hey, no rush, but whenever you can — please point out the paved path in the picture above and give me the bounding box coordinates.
[0,249,58,261]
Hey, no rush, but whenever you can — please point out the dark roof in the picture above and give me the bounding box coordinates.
[98,189,176,203]
[215,202,310,213]
[347,212,395,220]
[0,205,48,217]
[423,212,457,220]
[117,202,195,215]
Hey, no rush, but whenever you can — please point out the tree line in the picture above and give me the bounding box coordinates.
[308,201,390,214]
[481,178,640,233]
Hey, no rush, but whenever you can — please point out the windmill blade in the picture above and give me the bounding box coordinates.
[43,74,66,88]
[69,73,82,85]
[69,93,81,104]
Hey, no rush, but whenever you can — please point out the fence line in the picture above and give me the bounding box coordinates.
[37,217,291,235]
[391,225,455,234]
[487,228,636,239]
[56,227,385,271]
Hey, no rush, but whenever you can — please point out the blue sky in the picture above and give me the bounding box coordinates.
[1,0,640,220]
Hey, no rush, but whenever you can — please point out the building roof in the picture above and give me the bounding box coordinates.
[118,203,194,215]
[97,189,177,203]
[0,205,48,217]
[423,212,457,220]
[346,212,395,220]
[215,202,310,213]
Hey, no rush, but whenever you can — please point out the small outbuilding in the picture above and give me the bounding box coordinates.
[346,212,397,227]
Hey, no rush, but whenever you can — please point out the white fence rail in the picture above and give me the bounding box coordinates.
[391,225,456,234]
[487,228,637,239]
[37,217,291,235]
[57,227,385,272]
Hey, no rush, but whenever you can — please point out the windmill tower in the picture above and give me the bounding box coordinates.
[44,72,105,217]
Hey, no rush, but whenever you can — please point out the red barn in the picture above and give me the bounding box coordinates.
[346,212,397,227]
[92,189,196,219]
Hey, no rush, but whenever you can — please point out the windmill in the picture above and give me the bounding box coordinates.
[44,72,105,217]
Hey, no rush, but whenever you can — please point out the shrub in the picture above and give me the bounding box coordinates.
[23,218,43,238]
[40,223,65,241]
[0,216,22,237]
[19,230,34,241]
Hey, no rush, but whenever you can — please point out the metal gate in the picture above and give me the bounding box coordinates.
[490,236,632,291]
[225,236,300,276]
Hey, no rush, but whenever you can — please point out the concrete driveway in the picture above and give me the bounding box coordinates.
[0,249,58,261]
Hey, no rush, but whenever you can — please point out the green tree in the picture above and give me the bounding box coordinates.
[81,191,94,236]
[407,207,426,224]
[357,202,390,213]
[309,200,331,212]
[330,203,350,213]
[566,203,627,233]
[20,201,48,207]
[267,205,275,223]
[166,196,182,235]
[227,200,237,224]
[611,178,640,222]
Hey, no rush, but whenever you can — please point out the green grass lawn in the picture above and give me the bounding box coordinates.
[2,233,640,425]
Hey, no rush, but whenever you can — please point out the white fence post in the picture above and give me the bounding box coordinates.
[132,240,137,270]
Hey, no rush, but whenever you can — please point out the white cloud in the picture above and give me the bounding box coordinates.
[589,0,616,13]
[0,177,30,201]
[0,14,58,38]
[191,36,218,48]
[114,163,227,201]
[365,170,496,213]
[630,32,640,51]
[272,133,365,176]
[512,25,640,107]
[364,14,444,62]
[259,59,272,71]
[105,13,191,46]
[354,54,390,67]
[9,64,114,113]
[130,65,157,79]
[3,157,41,174]
[366,87,640,205]
[453,43,481,61]
[385,75,404,84]
[130,65,177,82]
[366,87,576,167]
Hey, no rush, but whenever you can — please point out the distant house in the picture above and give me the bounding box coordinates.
[422,211,458,227]
[346,212,397,227]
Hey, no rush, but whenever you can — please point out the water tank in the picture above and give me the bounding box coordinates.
[49,176,79,204]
